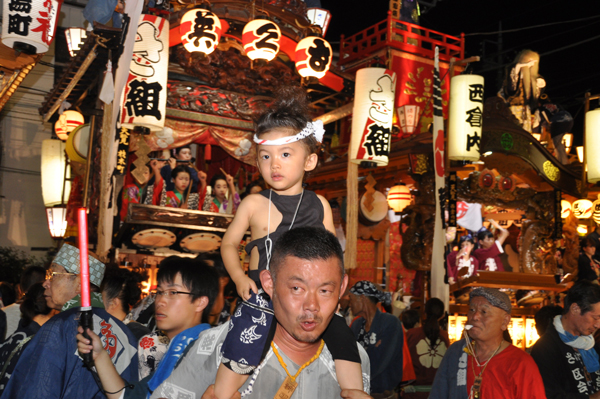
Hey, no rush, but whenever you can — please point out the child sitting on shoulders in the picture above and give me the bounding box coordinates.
[215,86,364,399]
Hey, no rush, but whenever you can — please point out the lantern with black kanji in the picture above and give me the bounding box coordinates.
[585,110,600,183]
[592,195,600,225]
[573,199,593,219]
[1,0,62,54]
[242,19,281,61]
[54,110,84,141]
[120,14,170,132]
[448,75,485,161]
[350,68,397,167]
[180,8,221,55]
[295,36,332,79]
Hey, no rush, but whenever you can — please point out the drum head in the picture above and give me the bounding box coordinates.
[359,191,388,226]
[66,124,90,163]
[132,228,177,248]
[180,233,222,253]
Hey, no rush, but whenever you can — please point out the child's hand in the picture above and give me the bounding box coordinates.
[226,173,234,187]
[235,275,258,300]
[76,326,104,361]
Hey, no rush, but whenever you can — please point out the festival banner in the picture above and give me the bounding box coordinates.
[431,47,449,309]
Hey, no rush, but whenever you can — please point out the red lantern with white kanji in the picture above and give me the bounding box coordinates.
[54,110,84,141]
[180,8,221,55]
[295,36,332,79]
[120,14,170,132]
[242,19,281,61]
[1,0,62,54]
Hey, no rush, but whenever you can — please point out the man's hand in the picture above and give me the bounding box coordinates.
[201,384,241,399]
[340,389,374,399]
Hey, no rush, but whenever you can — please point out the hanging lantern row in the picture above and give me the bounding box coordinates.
[1,0,62,54]
[179,10,332,79]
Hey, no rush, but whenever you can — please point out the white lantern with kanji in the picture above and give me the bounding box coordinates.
[448,75,485,161]
[573,199,593,219]
[41,139,71,207]
[180,8,221,55]
[1,0,62,54]
[592,195,600,225]
[561,200,572,219]
[120,14,170,132]
[306,8,331,37]
[397,105,421,136]
[387,183,411,213]
[54,110,84,141]
[585,109,600,183]
[295,37,332,79]
[242,19,281,61]
[350,68,397,167]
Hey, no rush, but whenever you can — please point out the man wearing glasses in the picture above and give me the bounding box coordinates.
[2,243,139,399]
[76,255,219,399]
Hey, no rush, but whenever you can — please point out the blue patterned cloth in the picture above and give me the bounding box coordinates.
[221,291,274,374]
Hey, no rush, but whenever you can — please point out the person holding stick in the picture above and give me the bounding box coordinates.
[157,146,200,209]
[1,244,139,399]
[152,166,195,209]
[201,170,240,214]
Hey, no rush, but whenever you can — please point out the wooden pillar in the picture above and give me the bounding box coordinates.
[96,102,114,258]
[345,162,359,270]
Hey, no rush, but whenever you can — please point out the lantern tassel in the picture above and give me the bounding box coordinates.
[99,59,114,104]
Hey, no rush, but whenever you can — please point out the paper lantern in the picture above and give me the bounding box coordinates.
[41,139,71,207]
[525,318,540,348]
[578,224,589,236]
[46,206,67,239]
[242,19,281,61]
[120,14,169,132]
[54,110,84,141]
[561,200,572,219]
[295,37,332,79]
[350,68,397,166]
[562,133,573,154]
[387,183,411,213]
[448,75,484,161]
[577,146,584,163]
[180,8,221,55]
[585,110,600,183]
[306,8,331,37]
[397,105,421,136]
[1,0,62,54]
[65,27,87,57]
[592,195,600,225]
[572,199,593,219]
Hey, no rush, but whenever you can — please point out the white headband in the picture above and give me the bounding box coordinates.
[253,120,325,146]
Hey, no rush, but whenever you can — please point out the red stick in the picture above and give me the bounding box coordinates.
[78,208,91,309]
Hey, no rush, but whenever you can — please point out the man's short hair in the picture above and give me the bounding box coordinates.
[157,256,219,312]
[534,305,563,336]
[564,280,600,315]
[270,227,344,281]
[401,309,421,329]
[20,266,46,294]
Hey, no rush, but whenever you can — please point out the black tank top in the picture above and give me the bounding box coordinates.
[245,189,325,280]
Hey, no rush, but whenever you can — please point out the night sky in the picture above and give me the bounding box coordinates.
[320,0,600,144]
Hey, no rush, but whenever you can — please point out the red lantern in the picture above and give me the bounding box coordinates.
[180,9,222,55]
[55,110,84,141]
[242,19,281,61]
[387,184,411,213]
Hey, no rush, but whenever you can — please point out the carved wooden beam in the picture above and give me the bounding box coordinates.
[314,102,353,125]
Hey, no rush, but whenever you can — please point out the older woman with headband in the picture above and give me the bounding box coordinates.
[349,281,404,398]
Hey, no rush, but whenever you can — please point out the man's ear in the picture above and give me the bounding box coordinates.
[340,274,349,300]
[260,270,274,298]
[304,153,318,172]
[194,296,209,313]
[501,312,510,331]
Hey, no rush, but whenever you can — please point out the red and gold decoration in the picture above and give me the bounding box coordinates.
[350,67,397,166]
[242,19,281,61]
[120,14,170,132]
[1,0,62,54]
[448,74,484,161]
[295,36,332,79]
[54,109,84,141]
[478,169,496,189]
[498,176,516,192]
[180,8,222,55]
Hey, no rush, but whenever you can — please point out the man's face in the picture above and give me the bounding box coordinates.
[569,302,600,336]
[466,296,509,342]
[154,272,205,339]
[263,255,348,344]
[42,263,79,310]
